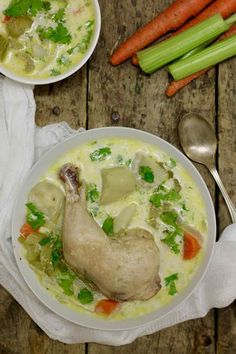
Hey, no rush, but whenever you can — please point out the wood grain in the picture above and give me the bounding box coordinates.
[216,56,236,354]
[88,0,216,353]
[1,0,235,352]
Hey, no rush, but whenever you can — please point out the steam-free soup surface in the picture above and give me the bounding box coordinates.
[19,138,208,319]
[0,0,95,78]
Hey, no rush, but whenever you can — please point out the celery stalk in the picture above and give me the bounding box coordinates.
[137,14,229,74]
[225,13,236,26]
[169,35,236,81]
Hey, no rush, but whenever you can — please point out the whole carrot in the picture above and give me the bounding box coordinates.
[110,0,214,66]
[165,25,236,97]
[175,0,236,35]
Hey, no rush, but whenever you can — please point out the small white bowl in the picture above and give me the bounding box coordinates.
[0,0,101,85]
[12,127,216,331]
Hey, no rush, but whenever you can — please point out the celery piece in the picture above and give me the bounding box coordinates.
[137,14,229,74]
[169,35,236,81]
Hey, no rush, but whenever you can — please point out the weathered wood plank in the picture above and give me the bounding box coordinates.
[35,67,87,129]
[88,0,216,353]
[217,56,236,354]
[0,63,88,354]
[0,287,85,354]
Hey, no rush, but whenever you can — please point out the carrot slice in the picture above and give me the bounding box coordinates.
[95,299,119,315]
[20,223,37,238]
[183,233,201,260]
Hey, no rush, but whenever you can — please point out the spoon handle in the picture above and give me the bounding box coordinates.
[209,167,236,223]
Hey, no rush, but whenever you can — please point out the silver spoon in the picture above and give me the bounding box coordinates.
[178,112,236,223]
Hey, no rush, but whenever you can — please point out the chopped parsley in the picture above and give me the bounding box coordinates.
[90,147,111,161]
[50,68,61,76]
[57,272,75,296]
[57,54,71,66]
[126,158,132,167]
[78,288,94,304]
[39,235,52,246]
[67,20,94,55]
[26,203,45,230]
[102,216,114,236]
[165,158,177,169]
[139,166,154,183]
[38,23,72,44]
[149,188,181,208]
[164,273,179,296]
[51,239,63,265]
[53,7,66,23]
[86,183,99,203]
[161,211,183,254]
[4,0,51,17]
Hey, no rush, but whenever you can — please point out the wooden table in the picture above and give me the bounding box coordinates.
[1,0,236,353]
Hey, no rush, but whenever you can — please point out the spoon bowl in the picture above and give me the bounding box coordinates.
[178,112,236,223]
[178,113,217,166]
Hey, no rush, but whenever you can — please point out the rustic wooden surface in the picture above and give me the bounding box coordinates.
[1,0,236,353]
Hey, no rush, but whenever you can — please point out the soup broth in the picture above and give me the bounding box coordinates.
[0,0,95,78]
[19,138,208,319]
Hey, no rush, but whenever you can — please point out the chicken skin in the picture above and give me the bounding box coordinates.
[59,164,161,301]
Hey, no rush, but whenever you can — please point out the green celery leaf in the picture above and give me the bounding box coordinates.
[39,23,72,44]
[90,147,111,161]
[39,235,52,246]
[102,216,114,236]
[139,166,154,183]
[86,183,99,203]
[162,231,180,254]
[26,202,45,229]
[78,288,94,304]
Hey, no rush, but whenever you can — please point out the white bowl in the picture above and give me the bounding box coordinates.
[0,0,101,85]
[12,127,216,331]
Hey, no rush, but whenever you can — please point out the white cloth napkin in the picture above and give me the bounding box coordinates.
[0,77,236,346]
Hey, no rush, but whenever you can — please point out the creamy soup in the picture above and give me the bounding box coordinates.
[19,138,208,319]
[0,0,95,78]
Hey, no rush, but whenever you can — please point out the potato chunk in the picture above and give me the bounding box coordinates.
[6,16,33,38]
[28,180,65,223]
[100,167,136,205]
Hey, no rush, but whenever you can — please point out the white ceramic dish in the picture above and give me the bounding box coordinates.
[0,0,101,85]
[12,127,216,331]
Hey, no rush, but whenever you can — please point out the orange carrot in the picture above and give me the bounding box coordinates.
[175,0,236,35]
[183,233,201,260]
[20,223,37,238]
[166,24,236,97]
[110,0,214,66]
[95,299,119,315]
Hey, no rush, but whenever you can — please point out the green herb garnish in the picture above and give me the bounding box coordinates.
[4,0,50,17]
[90,147,111,161]
[163,231,181,254]
[149,189,181,208]
[26,202,45,230]
[161,211,183,254]
[86,183,99,203]
[53,7,66,23]
[102,216,114,236]
[165,158,177,169]
[164,273,179,296]
[51,239,63,265]
[57,272,75,296]
[139,166,154,183]
[39,235,52,246]
[50,68,61,76]
[78,288,94,304]
[57,54,71,66]
[38,23,72,44]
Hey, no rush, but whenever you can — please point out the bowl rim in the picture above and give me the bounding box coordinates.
[0,0,101,85]
[12,127,216,331]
